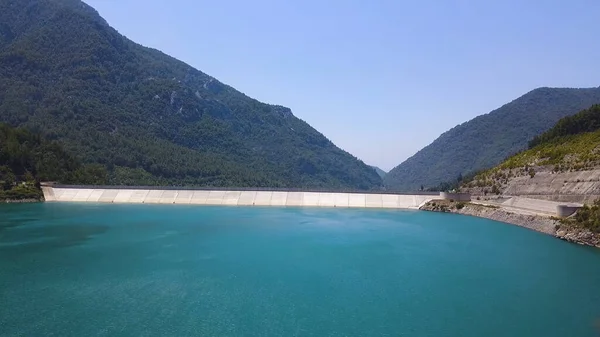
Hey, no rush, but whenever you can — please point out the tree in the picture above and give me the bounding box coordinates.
[0,166,16,190]
[0,1,383,190]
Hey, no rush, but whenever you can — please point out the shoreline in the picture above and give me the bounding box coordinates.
[7,191,599,247]
[1,198,42,204]
[420,200,600,248]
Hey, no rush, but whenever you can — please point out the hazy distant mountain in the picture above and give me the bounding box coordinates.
[0,0,382,189]
[370,166,387,179]
[384,87,600,191]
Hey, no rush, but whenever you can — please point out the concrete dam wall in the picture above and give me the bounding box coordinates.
[42,186,435,209]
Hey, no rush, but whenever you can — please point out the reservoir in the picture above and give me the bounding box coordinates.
[1,203,599,336]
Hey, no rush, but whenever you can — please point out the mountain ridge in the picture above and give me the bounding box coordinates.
[370,166,386,179]
[384,86,600,191]
[0,0,382,189]
[461,104,600,201]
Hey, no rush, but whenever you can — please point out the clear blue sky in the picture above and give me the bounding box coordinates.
[85,0,600,171]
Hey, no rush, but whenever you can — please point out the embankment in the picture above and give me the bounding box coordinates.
[41,185,435,209]
[463,166,600,204]
[420,200,600,248]
[2,198,41,203]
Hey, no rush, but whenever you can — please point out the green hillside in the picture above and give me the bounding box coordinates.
[528,104,600,148]
[384,87,600,191]
[371,166,387,179]
[0,123,105,201]
[0,0,382,190]
[465,105,600,191]
[492,104,600,172]
[463,105,600,233]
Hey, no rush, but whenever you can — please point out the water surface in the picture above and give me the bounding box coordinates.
[1,203,599,336]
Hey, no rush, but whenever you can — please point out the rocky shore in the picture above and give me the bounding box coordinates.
[2,198,42,203]
[420,200,600,248]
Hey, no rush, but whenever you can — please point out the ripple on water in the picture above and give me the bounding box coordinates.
[0,203,599,337]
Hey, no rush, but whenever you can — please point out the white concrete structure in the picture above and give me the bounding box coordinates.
[238,191,257,206]
[500,196,583,216]
[41,186,436,209]
[473,196,584,217]
[174,191,193,204]
[87,189,105,202]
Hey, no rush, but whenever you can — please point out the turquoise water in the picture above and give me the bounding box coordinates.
[1,204,600,337]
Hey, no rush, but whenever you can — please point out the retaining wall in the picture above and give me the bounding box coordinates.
[42,186,434,209]
[501,196,583,216]
[556,205,583,217]
[440,192,471,202]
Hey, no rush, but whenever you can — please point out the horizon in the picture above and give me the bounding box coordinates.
[84,0,600,171]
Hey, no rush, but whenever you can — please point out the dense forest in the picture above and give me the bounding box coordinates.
[528,104,600,148]
[0,0,382,190]
[371,166,386,179]
[495,104,600,171]
[384,87,600,191]
[0,123,106,200]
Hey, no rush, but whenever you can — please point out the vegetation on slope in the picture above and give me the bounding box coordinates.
[498,130,600,171]
[384,87,600,191]
[0,0,381,190]
[529,104,600,148]
[0,123,106,201]
[371,166,386,179]
[565,199,600,233]
[463,105,600,194]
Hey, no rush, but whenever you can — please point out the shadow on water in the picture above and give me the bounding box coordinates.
[0,223,109,255]
[0,204,112,253]
[0,207,42,232]
[0,219,37,232]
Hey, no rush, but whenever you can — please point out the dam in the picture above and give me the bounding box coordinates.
[41,185,436,209]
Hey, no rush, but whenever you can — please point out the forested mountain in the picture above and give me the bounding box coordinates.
[462,105,600,234]
[384,87,600,191]
[477,104,600,174]
[0,0,382,190]
[371,166,386,179]
[528,104,600,148]
[0,123,106,200]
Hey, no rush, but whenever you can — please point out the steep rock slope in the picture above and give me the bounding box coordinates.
[384,87,600,191]
[0,0,382,189]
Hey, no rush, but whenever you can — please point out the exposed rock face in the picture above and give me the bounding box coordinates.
[556,228,600,247]
[462,166,600,204]
[420,200,600,248]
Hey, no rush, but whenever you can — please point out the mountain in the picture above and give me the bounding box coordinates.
[371,166,386,179]
[461,105,600,234]
[461,104,600,202]
[384,87,600,191]
[0,123,106,200]
[0,0,382,190]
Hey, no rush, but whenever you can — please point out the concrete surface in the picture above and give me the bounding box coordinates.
[42,186,434,209]
[474,196,583,217]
